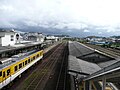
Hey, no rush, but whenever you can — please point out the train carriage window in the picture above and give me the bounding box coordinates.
[3,71,5,77]
[19,63,22,69]
[23,62,24,66]
[31,57,33,61]
[37,54,39,58]
[0,71,2,77]
[7,69,10,76]
[28,59,30,63]
[14,66,17,72]
[33,56,35,60]
[25,60,27,65]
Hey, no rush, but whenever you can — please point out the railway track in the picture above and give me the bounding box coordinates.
[107,48,120,55]
[55,43,68,90]
[84,44,120,58]
[9,42,68,90]
[25,43,65,90]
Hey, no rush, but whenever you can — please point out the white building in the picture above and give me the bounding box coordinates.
[0,30,21,46]
[46,35,59,41]
[26,32,45,42]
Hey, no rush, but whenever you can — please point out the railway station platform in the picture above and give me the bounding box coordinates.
[43,42,60,53]
[0,42,42,58]
[68,41,120,90]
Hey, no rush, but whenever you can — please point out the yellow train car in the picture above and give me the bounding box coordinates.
[0,50,43,89]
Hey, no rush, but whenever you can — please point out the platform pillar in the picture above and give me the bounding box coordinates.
[84,81,89,90]
[89,80,92,90]
[84,81,86,90]
[102,77,106,90]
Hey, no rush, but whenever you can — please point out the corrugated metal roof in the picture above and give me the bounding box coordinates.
[98,59,120,68]
[69,41,94,57]
[68,55,101,76]
[0,42,42,53]
[68,41,116,68]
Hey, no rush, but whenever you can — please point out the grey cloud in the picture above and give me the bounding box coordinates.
[0,0,120,37]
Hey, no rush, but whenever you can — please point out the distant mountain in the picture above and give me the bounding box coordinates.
[53,35,69,37]
[111,36,120,38]
[86,36,104,38]
[0,28,26,34]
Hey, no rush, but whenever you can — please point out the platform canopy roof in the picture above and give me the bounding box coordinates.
[68,55,101,77]
[69,41,95,57]
[0,42,42,54]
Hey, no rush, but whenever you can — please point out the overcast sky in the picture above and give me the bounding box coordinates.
[0,0,120,37]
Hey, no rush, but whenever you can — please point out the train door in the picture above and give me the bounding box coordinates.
[6,68,11,79]
[2,67,11,85]
[0,71,2,83]
[2,70,6,82]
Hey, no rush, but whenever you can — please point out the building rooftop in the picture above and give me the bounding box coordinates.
[68,41,115,68]
[0,41,42,54]
[69,41,95,57]
[68,55,101,77]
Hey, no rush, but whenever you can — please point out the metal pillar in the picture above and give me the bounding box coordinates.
[102,77,106,90]
[89,81,92,90]
[84,81,86,90]
[84,81,89,90]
